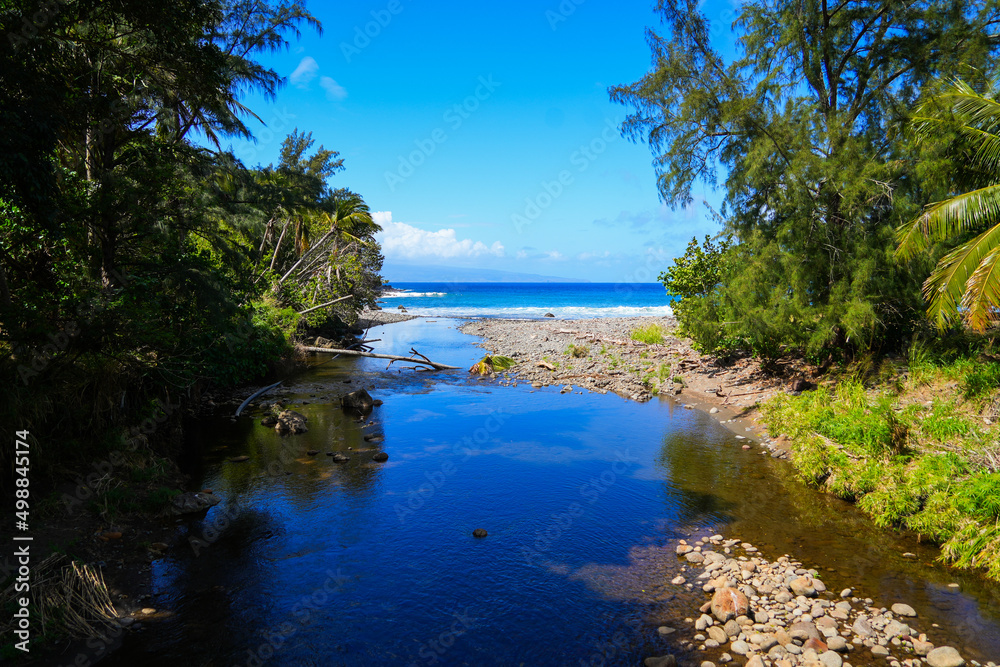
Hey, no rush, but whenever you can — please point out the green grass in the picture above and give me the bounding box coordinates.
[631,323,667,345]
[761,369,1000,582]
[565,344,589,358]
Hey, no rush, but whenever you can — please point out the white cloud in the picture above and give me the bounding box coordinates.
[545,250,565,260]
[577,251,612,260]
[516,250,528,259]
[375,213,505,259]
[320,76,348,101]
[289,57,318,88]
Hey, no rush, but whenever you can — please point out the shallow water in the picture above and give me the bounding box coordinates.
[102,319,1000,665]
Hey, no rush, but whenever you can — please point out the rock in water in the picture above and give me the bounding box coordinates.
[473,528,488,538]
[926,647,965,667]
[891,602,917,617]
[544,312,555,317]
[331,453,349,463]
[261,415,278,426]
[644,657,676,667]
[275,410,308,434]
[342,388,375,414]
[710,587,749,623]
[372,452,389,462]
[170,492,221,515]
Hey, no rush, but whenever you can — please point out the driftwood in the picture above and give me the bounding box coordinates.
[298,294,353,315]
[235,381,283,417]
[302,347,459,370]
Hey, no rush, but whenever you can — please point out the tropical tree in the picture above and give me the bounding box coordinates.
[896,78,1000,332]
[612,0,1000,358]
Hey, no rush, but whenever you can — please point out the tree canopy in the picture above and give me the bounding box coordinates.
[613,0,1000,359]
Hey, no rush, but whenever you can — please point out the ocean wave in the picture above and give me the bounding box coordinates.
[394,305,674,319]
[379,292,447,298]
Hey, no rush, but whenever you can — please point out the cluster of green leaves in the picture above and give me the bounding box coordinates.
[0,1,384,482]
[615,0,1000,360]
[761,373,1000,580]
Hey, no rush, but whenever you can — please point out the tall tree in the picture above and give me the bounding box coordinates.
[612,0,1000,357]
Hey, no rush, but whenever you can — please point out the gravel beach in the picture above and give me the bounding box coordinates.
[648,533,980,667]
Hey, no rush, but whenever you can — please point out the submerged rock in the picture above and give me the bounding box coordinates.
[473,528,488,538]
[372,452,389,462]
[342,388,375,414]
[170,491,221,515]
[275,410,308,434]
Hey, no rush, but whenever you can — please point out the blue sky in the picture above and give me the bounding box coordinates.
[225,0,742,282]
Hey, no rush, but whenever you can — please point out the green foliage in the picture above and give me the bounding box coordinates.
[896,77,1000,332]
[565,344,589,358]
[659,235,730,301]
[613,0,1000,358]
[761,374,1000,581]
[469,355,517,375]
[631,323,668,345]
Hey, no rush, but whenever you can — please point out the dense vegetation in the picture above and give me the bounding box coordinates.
[0,1,383,483]
[615,0,1000,361]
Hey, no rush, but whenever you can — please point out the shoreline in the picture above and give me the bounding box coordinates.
[458,315,810,446]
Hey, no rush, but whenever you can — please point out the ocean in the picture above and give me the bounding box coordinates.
[380,282,674,318]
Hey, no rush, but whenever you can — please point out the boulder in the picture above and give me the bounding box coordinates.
[342,388,375,414]
[372,452,389,462]
[260,415,278,426]
[891,603,917,617]
[170,492,221,515]
[275,410,308,434]
[710,587,749,623]
[925,647,965,667]
[790,576,817,597]
[473,528,488,538]
[544,312,555,317]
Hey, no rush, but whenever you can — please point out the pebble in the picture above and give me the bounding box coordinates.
[651,534,970,667]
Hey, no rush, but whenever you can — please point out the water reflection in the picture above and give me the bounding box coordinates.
[96,319,1000,665]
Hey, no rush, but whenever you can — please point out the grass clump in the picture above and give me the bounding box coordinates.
[566,344,589,358]
[631,323,667,345]
[761,366,1000,582]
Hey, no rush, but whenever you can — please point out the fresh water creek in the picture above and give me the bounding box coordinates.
[103,319,1000,665]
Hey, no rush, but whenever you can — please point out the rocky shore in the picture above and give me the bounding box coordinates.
[459,316,814,422]
[650,534,982,667]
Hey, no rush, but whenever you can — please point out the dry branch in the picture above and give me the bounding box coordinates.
[302,347,459,370]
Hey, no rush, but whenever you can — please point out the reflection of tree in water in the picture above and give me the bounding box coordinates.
[145,507,286,664]
[653,426,740,529]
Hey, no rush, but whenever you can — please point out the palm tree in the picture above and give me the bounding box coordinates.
[896,78,1000,332]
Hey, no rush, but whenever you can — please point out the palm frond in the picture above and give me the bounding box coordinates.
[896,183,1000,261]
[923,223,1000,329]
[961,247,1000,332]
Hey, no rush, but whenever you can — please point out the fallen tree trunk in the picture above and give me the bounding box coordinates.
[301,347,459,370]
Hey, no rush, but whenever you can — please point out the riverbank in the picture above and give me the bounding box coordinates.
[459,315,812,435]
[653,533,984,667]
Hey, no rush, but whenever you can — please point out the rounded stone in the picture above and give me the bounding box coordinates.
[371,451,389,462]
[890,603,917,617]
[472,528,488,538]
[926,646,966,667]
